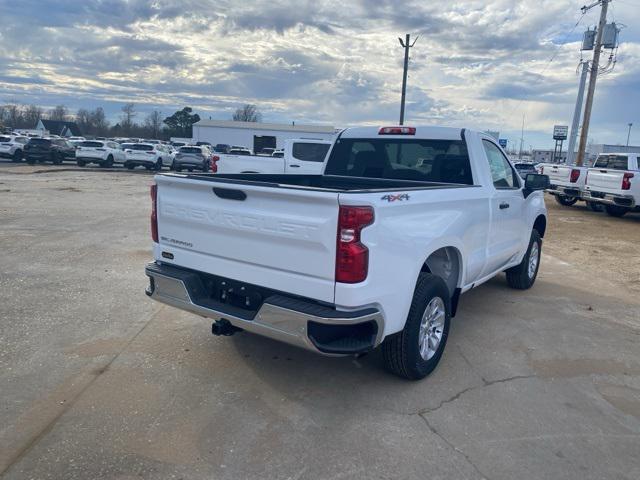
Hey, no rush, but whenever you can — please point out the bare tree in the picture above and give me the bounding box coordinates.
[120,103,136,133]
[3,104,23,127]
[145,110,163,139]
[23,104,43,127]
[232,104,261,122]
[48,105,68,121]
[76,108,92,134]
[91,107,109,135]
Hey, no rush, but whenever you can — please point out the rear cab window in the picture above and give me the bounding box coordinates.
[594,155,629,170]
[292,143,331,163]
[179,147,203,154]
[324,138,474,184]
[127,144,154,151]
[80,141,105,148]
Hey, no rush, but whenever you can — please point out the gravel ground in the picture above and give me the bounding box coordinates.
[1,162,639,480]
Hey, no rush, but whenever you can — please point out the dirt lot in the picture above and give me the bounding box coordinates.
[1,163,639,480]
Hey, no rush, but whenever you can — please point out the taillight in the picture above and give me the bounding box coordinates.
[622,172,634,190]
[150,184,158,242]
[210,155,219,173]
[146,151,156,155]
[540,166,544,174]
[570,169,580,183]
[335,206,374,283]
[378,126,416,135]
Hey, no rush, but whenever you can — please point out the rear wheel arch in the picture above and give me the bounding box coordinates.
[420,246,463,299]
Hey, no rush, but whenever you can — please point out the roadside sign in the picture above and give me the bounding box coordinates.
[498,139,507,148]
[553,125,568,140]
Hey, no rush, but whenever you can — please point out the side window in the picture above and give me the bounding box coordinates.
[292,143,331,163]
[482,140,518,189]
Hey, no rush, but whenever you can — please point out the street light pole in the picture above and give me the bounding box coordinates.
[627,123,633,147]
[398,34,418,125]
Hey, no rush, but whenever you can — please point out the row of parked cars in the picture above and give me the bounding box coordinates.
[0,133,225,172]
[541,152,640,218]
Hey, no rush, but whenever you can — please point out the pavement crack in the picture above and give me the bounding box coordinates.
[419,414,491,480]
[0,306,165,477]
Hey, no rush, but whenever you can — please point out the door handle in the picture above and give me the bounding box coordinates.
[289,164,301,168]
[499,202,510,209]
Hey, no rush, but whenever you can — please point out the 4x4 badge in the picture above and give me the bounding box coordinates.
[381,193,410,202]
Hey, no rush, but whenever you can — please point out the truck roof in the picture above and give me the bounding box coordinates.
[340,126,465,140]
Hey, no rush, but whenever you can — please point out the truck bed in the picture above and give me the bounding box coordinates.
[161,173,475,193]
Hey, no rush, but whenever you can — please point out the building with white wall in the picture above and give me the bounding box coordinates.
[192,120,337,153]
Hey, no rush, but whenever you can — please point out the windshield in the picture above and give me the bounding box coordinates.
[0,136,11,142]
[325,138,473,184]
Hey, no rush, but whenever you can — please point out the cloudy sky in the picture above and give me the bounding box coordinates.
[0,0,638,148]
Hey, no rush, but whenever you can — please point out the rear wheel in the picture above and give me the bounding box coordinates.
[382,273,451,380]
[605,205,629,217]
[125,163,134,170]
[506,229,541,290]
[175,166,182,172]
[77,160,86,167]
[554,195,578,206]
[53,152,64,165]
[25,156,36,165]
[586,201,602,212]
[155,158,162,171]
[12,150,23,162]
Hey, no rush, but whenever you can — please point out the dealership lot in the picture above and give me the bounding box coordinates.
[1,163,640,479]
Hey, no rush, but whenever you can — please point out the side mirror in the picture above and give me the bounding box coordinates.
[524,173,550,198]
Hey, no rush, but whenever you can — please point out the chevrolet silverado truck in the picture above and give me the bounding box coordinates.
[583,153,640,217]
[540,163,601,211]
[213,139,333,174]
[145,126,549,380]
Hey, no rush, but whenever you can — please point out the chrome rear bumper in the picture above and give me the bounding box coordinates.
[582,190,635,208]
[145,262,384,355]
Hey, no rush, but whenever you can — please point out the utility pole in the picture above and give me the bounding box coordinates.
[518,114,525,159]
[575,0,609,166]
[566,61,589,165]
[627,123,633,147]
[398,34,418,125]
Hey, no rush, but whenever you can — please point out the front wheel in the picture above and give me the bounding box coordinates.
[382,273,451,380]
[554,195,578,207]
[77,160,86,167]
[52,152,63,165]
[25,156,36,165]
[102,155,114,168]
[125,163,134,170]
[155,158,162,171]
[12,150,23,162]
[605,205,629,217]
[506,229,541,290]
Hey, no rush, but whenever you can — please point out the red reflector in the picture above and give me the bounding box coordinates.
[540,166,544,175]
[622,172,634,190]
[570,169,580,183]
[378,126,416,135]
[150,184,158,243]
[336,206,374,283]
[210,155,219,173]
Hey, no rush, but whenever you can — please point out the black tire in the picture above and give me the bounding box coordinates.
[604,205,629,217]
[51,152,63,165]
[12,150,23,162]
[506,229,541,290]
[77,160,86,167]
[382,273,451,380]
[554,195,578,206]
[586,201,602,212]
[102,155,114,168]
[125,163,134,170]
[25,156,36,165]
[155,158,162,171]
[175,166,182,172]
[188,167,193,172]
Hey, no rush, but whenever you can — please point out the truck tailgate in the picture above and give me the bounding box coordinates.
[545,165,572,184]
[154,175,339,303]
[586,169,624,193]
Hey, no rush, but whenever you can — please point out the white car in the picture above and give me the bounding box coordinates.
[145,125,549,380]
[76,140,126,167]
[583,152,640,217]
[122,143,167,170]
[0,134,29,162]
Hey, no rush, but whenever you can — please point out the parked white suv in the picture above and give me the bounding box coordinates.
[583,153,640,217]
[0,134,28,162]
[122,143,167,170]
[76,140,125,167]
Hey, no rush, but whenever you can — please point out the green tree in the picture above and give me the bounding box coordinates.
[163,107,200,137]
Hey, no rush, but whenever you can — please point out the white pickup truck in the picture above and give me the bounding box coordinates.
[583,153,640,217]
[213,139,332,174]
[540,163,601,211]
[145,126,549,380]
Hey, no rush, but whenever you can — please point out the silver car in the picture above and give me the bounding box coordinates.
[171,146,210,172]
